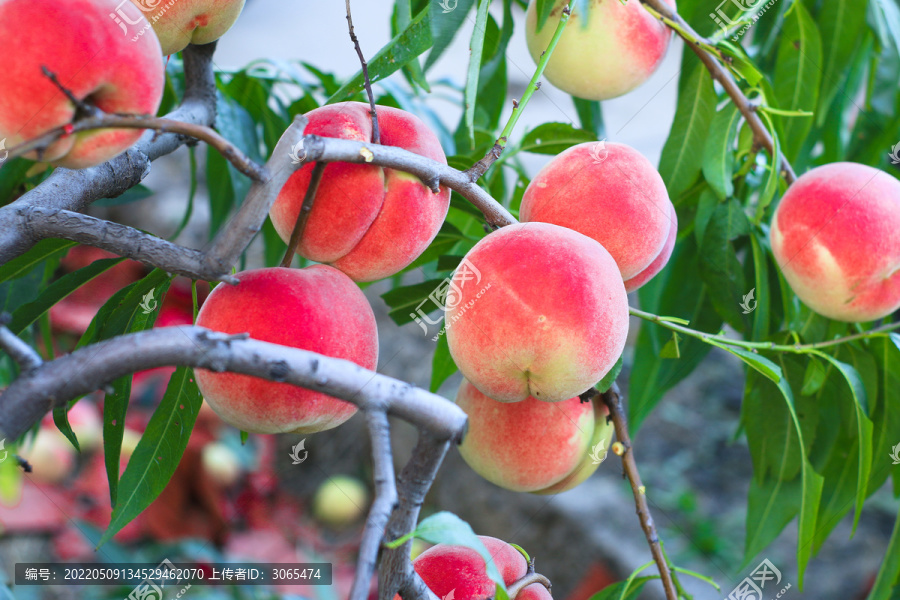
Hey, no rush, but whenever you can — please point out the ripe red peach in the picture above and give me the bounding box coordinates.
[771,162,900,322]
[412,536,552,600]
[445,222,628,403]
[624,202,678,293]
[194,266,378,433]
[270,102,451,282]
[525,0,675,100]
[0,0,164,169]
[456,380,613,493]
[126,0,246,55]
[520,142,673,281]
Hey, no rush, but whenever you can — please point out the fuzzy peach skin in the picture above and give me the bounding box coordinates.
[457,380,612,493]
[194,266,378,434]
[624,201,678,293]
[770,163,900,322]
[445,223,628,403]
[270,102,451,282]
[525,0,675,100]
[0,0,164,169]
[410,536,552,600]
[127,0,246,55]
[520,142,673,280]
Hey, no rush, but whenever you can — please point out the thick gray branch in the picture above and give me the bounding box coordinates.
[0,325,468,445]
[0,42,218,264]
[352,410,398,600]
[0,315,43,375]
[379,434,448,600]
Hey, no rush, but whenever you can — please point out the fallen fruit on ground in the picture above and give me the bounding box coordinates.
[127,0,246,55]
[412,536,552,600]
[194,266,378,433]
[770,162,900,322]
[0,0,165,169]
[524,0,675,100]
[446,222,628,403]
[270,102,451,282]
[520,141,674,281]
[456,380,614,493]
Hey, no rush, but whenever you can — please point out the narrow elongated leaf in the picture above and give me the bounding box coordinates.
[534,0,557,32]
[0,239,76,286]
[867,507,900,600]
[702,104,742,199]
[712,343,781,383]
[382,278,447,327]
[698,199,752,331]
[816,0,869,124]
[658,63,717,200]
[773,1,822,161]
[464,0,493,147]
[517,122,597,155]
[867,335,900,495]
[426,0,477,71]
[430,332,457,393]
[329,9,433,103]
[572,97,605,139]
[9,257,125,335]
[99,366,203,547]
[585,577,656,600]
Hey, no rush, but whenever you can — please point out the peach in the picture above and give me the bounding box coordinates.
[457,380,613,493]
[445,223,628,403]
[412,536,551,600]
[770,162,900,322]
[520,142,674,280]
[22,429,76,485]
[624,201,678,293]
[270,102,451,282]
[194,266,378,433]
[125,0,246,56]
[0,0,164,169]
[525,0,675,100]
[200,441,243,487]
[312,475,369,528]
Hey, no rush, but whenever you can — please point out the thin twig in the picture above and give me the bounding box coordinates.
[0,315,43,375]
[600,383,677,600]
[507,573,552,600]
[280,161,326,268]
[351,410,399,600]
[465,5,571,182]
[41,66,99,120]
[639,0,797,184]
[6,114,267,183]
[345,0,380,145]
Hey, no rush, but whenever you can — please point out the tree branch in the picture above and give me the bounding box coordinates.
[379,434,449,600]
[352,410,399,600]
[0,314,43,375]
[599,383,677,600]
[639,0,797,184]
[345,0,380,145]
[280,161,325,268]
[0,325,468,445]
[0,42,219,265]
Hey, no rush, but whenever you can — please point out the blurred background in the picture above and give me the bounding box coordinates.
[0,2,895,600]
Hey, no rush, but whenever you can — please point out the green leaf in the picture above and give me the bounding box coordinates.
[98,366,203,547]
[712,344,781,383]
[659,332,681,359]
[93,184,154,207]
[773,1,822,162]
[391,511,508,593]
[584,577,657,600]
[811,351,874,533]
[801,356,827,396]
[430,332,458,393]
[816,0,869,125]
[0,239,76,286]
[0,158,36,204]
[658,63,718,200]
[701,104,742,199]
[534,0,557,32]
[749,233,771,340]
[596,353,624,393]
[867,506,900,600]
[698,199,752,331]
[517,122,597,155]
[8,257,125,335]
[572,97,605,139]
[867,335,900,495]
[464,0,493,147]
[329,8,433,103]
[382,278,446,327]
[755,113,782,223]
[426,0,477,71]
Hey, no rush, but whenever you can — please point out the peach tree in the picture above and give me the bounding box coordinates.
[0,0,899,599]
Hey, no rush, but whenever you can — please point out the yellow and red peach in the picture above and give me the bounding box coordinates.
[194,266,378,433]
[270,102,451,282]
[126,0,246,56]
[445,222,628,403]
[456,380,613,493]
[624,202,678,293]
[525,0,675,100]
[520,142,674,281]
[0,0,164,169]
[412,536,551,600]
[771,162,900,322]
[312,475,369,528]
[22,429,76,485]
